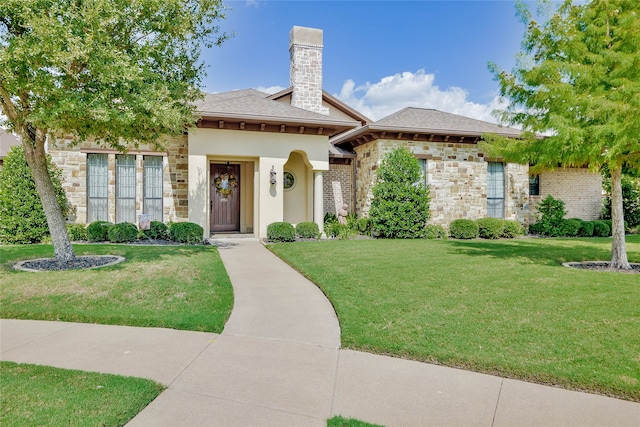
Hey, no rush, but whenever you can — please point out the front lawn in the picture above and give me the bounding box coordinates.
[0,362,163,426]
[269,235,640,402]
[0,244,233,333]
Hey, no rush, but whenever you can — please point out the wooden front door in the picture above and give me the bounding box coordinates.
[210,163,240,233]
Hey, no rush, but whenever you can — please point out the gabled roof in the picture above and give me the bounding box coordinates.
[332,107,522,149]
[194,90,360,137]
[268,87,372,125]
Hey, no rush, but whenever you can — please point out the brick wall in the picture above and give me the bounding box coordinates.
[48,136,189,224]
[323,163,353,215]
[529,168,602,221]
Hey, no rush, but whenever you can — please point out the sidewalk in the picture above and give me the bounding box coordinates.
[1,239,638,426]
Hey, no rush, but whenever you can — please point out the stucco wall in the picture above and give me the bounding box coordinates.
[48,136,187,225]
[188,127,329,237]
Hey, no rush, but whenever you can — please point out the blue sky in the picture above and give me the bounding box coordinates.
[201,0,546,122]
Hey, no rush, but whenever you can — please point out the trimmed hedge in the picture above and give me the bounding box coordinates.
[108,222,138,243]
[169,222,204,244]
[267,222,296,242]
[559,218,583,237]
[66,223,88,241]
[592,220,611,237]
[476,218,505,239]
[141,221,169,240]
[449,219,479,239]
[425,224,447,239]
[502,220,525,238]
[87,221,113,242]
[296,222,320,239]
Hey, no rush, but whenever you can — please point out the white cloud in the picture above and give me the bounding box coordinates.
[334,69,507,123]
[255,85,286,95]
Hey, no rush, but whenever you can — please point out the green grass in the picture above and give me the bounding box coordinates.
[0,244,233,332]
[0,362,164,427]
[269,235,640,402]
[328,416,384,427]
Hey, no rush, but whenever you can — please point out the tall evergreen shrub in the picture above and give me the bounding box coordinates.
[0,145,68,244]
[369,148,431,238]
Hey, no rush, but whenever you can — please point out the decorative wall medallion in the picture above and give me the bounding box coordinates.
[283,171,295,190]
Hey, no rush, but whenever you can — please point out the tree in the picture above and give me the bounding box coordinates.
[0,145,68,244]
[0,0,228,262]
[483,0,640,269]
[369,147,431,238]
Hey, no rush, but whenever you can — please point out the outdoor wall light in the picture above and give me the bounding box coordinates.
[270,166,277,185]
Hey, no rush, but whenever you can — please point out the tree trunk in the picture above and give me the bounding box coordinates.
[20,129,76,263]
[609,167,630,270]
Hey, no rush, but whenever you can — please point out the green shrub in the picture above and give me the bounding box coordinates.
[295,222,319,239]
[578,220,595,237]
[425,224,447,239]
[369,148,430,238]
[108,222,138,243]
[0,145,69,244]
[502,220,525,238]
[141,221,169,240]
[267,222,295,242]
[449,219,479,239]
[533,195,567,236]
[331,223,358,240]
[476,218,505,239]
[66,223,88,241]
[169,222,204,244]
[592,220,611,237]
[87,221,113,242]
[355,217,371,236]
[559,218,583,237]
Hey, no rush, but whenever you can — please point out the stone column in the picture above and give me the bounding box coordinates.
[314,171,324,235]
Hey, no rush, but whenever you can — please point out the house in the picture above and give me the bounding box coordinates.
[0,129,21,170]
[48,26,602,238]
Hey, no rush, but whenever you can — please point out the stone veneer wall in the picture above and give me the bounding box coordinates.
[48,136,189,224]
[529,168,602,222]
[323,163,353,216]
[289,27,329,115]
[354,139,531,227]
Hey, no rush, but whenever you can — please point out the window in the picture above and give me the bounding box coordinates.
[487,162,505,218]
[87,154,108,222]
[283,171,295,190]
[529,174,540,196]
[418,158,429,187]
[116,154,136,223]
[143,156,163,222]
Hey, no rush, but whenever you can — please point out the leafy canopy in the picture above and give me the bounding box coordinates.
[0,0,229,148]
[483,0,640,174]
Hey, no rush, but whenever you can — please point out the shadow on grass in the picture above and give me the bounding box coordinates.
[444,237,616,267]
[0,243,216,271]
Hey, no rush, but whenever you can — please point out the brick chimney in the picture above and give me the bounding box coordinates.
[289,26,329,115]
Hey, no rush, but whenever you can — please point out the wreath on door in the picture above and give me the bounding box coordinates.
[214,172,238,196]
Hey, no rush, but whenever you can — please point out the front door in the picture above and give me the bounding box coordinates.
[210,163,240,233]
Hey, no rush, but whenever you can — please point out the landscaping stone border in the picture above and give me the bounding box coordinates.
[14,255,125,272]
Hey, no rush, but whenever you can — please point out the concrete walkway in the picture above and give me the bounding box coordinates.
[1,239,638,426]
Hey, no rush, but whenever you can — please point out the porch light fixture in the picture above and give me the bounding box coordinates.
[270,166,277,185]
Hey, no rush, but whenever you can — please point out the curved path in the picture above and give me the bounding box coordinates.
[1,238,638,426]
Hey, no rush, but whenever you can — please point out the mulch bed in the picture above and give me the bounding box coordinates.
[16,256,124,272]
[563,261,640,274]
